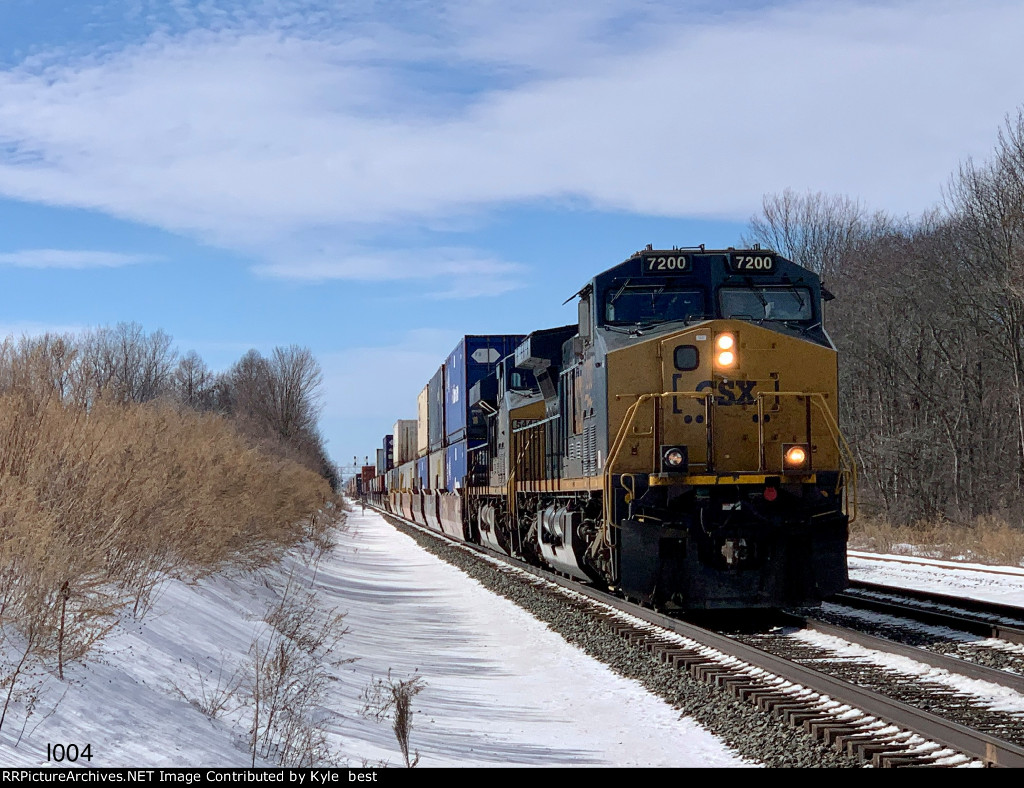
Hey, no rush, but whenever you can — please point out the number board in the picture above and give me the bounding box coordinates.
[728,252,776,274]
[642,254,691,275]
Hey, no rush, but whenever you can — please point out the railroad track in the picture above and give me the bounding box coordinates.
[370,505,1024,767]
[835,581,1024,644]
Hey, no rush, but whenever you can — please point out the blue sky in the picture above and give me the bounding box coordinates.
[0,0,1021,475]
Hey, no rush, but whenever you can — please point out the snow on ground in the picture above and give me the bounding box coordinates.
[805,550,1024,716]
[848,550,1024,607]
[4,511,1024,768]
[0,508,752,768]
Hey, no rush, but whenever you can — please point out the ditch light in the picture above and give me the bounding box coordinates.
[661,445,688,473]
[783,443,810,471]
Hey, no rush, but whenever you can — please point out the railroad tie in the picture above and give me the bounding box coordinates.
[692,663,732,683]
[748,689,797,712]
[875,752,949,768]
[643,638,678,655]
[843,735,912,764]
[764,700,811,720]
[807,719,871,746]
[788,711,837,729]
[658,647,702,665]
[669,653,715,671]
[713,674,751,694]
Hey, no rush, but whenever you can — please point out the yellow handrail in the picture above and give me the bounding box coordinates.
[598,389,858,544]
[506,432,535,531]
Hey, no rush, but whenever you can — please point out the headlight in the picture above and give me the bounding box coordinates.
[715,333,737,367]
[783,443,809,470]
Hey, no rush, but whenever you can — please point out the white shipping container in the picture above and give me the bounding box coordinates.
[398,461,415,492]
[428,449,446,493]
[416,386,429,458]
[392,419,418,465]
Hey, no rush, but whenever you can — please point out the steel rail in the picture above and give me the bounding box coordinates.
[780,612,1024,694]
[370,504,1024,767]
[837,584,1024,645]
[548,576,1024,768]
[849,578,1024,618]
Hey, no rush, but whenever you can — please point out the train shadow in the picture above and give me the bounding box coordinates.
[677,608,803,635]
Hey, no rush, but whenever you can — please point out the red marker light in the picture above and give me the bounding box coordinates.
[764,486,778,502]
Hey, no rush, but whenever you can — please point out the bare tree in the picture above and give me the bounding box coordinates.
[221,346,331,481]
[945,111,1024,497]
[173,351,216,410]
[742,188,898,281]
[78,323,177,404]
[266,346,324,440]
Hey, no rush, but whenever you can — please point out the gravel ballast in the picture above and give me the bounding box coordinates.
[381,513,864,768]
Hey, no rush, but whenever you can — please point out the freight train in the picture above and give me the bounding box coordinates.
[351,245,855,610]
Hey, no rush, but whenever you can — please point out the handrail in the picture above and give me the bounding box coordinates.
[512,413,560,433]
[599,389,858,541]
[506,433,536,532]
[602,391,712,533]
[808,393,859,524]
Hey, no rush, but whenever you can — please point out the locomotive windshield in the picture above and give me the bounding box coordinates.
[604,285,704,325]
[719,286,814,322]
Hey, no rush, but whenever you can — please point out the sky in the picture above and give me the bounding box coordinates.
[0,510,1020,768]
[1,1,1023,472]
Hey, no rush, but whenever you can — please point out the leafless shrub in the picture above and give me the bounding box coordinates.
[0,629,44,735]
[242,570,350,767]
[360,669,426,768]
[0,332,338,734]
[169,655,243,719]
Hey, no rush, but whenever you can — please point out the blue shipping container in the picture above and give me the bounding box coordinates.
[445,440,468,491]
[444,335,524,443]
[417,456,429,491]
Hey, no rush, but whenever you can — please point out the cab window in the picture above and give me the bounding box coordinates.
[604,287,704,325]
[718,287,813,322]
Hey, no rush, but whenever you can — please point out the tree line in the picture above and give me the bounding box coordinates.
[8,326,338,490]
[0,328,340,732]
[743,110,1024,526]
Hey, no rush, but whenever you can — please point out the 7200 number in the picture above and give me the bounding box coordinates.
[645,255,690,273]
[731,254,775,272]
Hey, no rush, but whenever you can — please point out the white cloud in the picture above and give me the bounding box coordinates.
[0,1,1022,282]
[0,249,155,268]
[0,320,87,339]
[252,246,526,296]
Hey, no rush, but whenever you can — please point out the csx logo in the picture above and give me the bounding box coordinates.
[671,374,764,407]
[696,379,758,405]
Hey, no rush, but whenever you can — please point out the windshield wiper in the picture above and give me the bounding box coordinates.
[609,279,631,305]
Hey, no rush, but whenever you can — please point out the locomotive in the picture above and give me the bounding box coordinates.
[355,245,854,610]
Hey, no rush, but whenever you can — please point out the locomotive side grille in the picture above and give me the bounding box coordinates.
[583,424,598,475]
